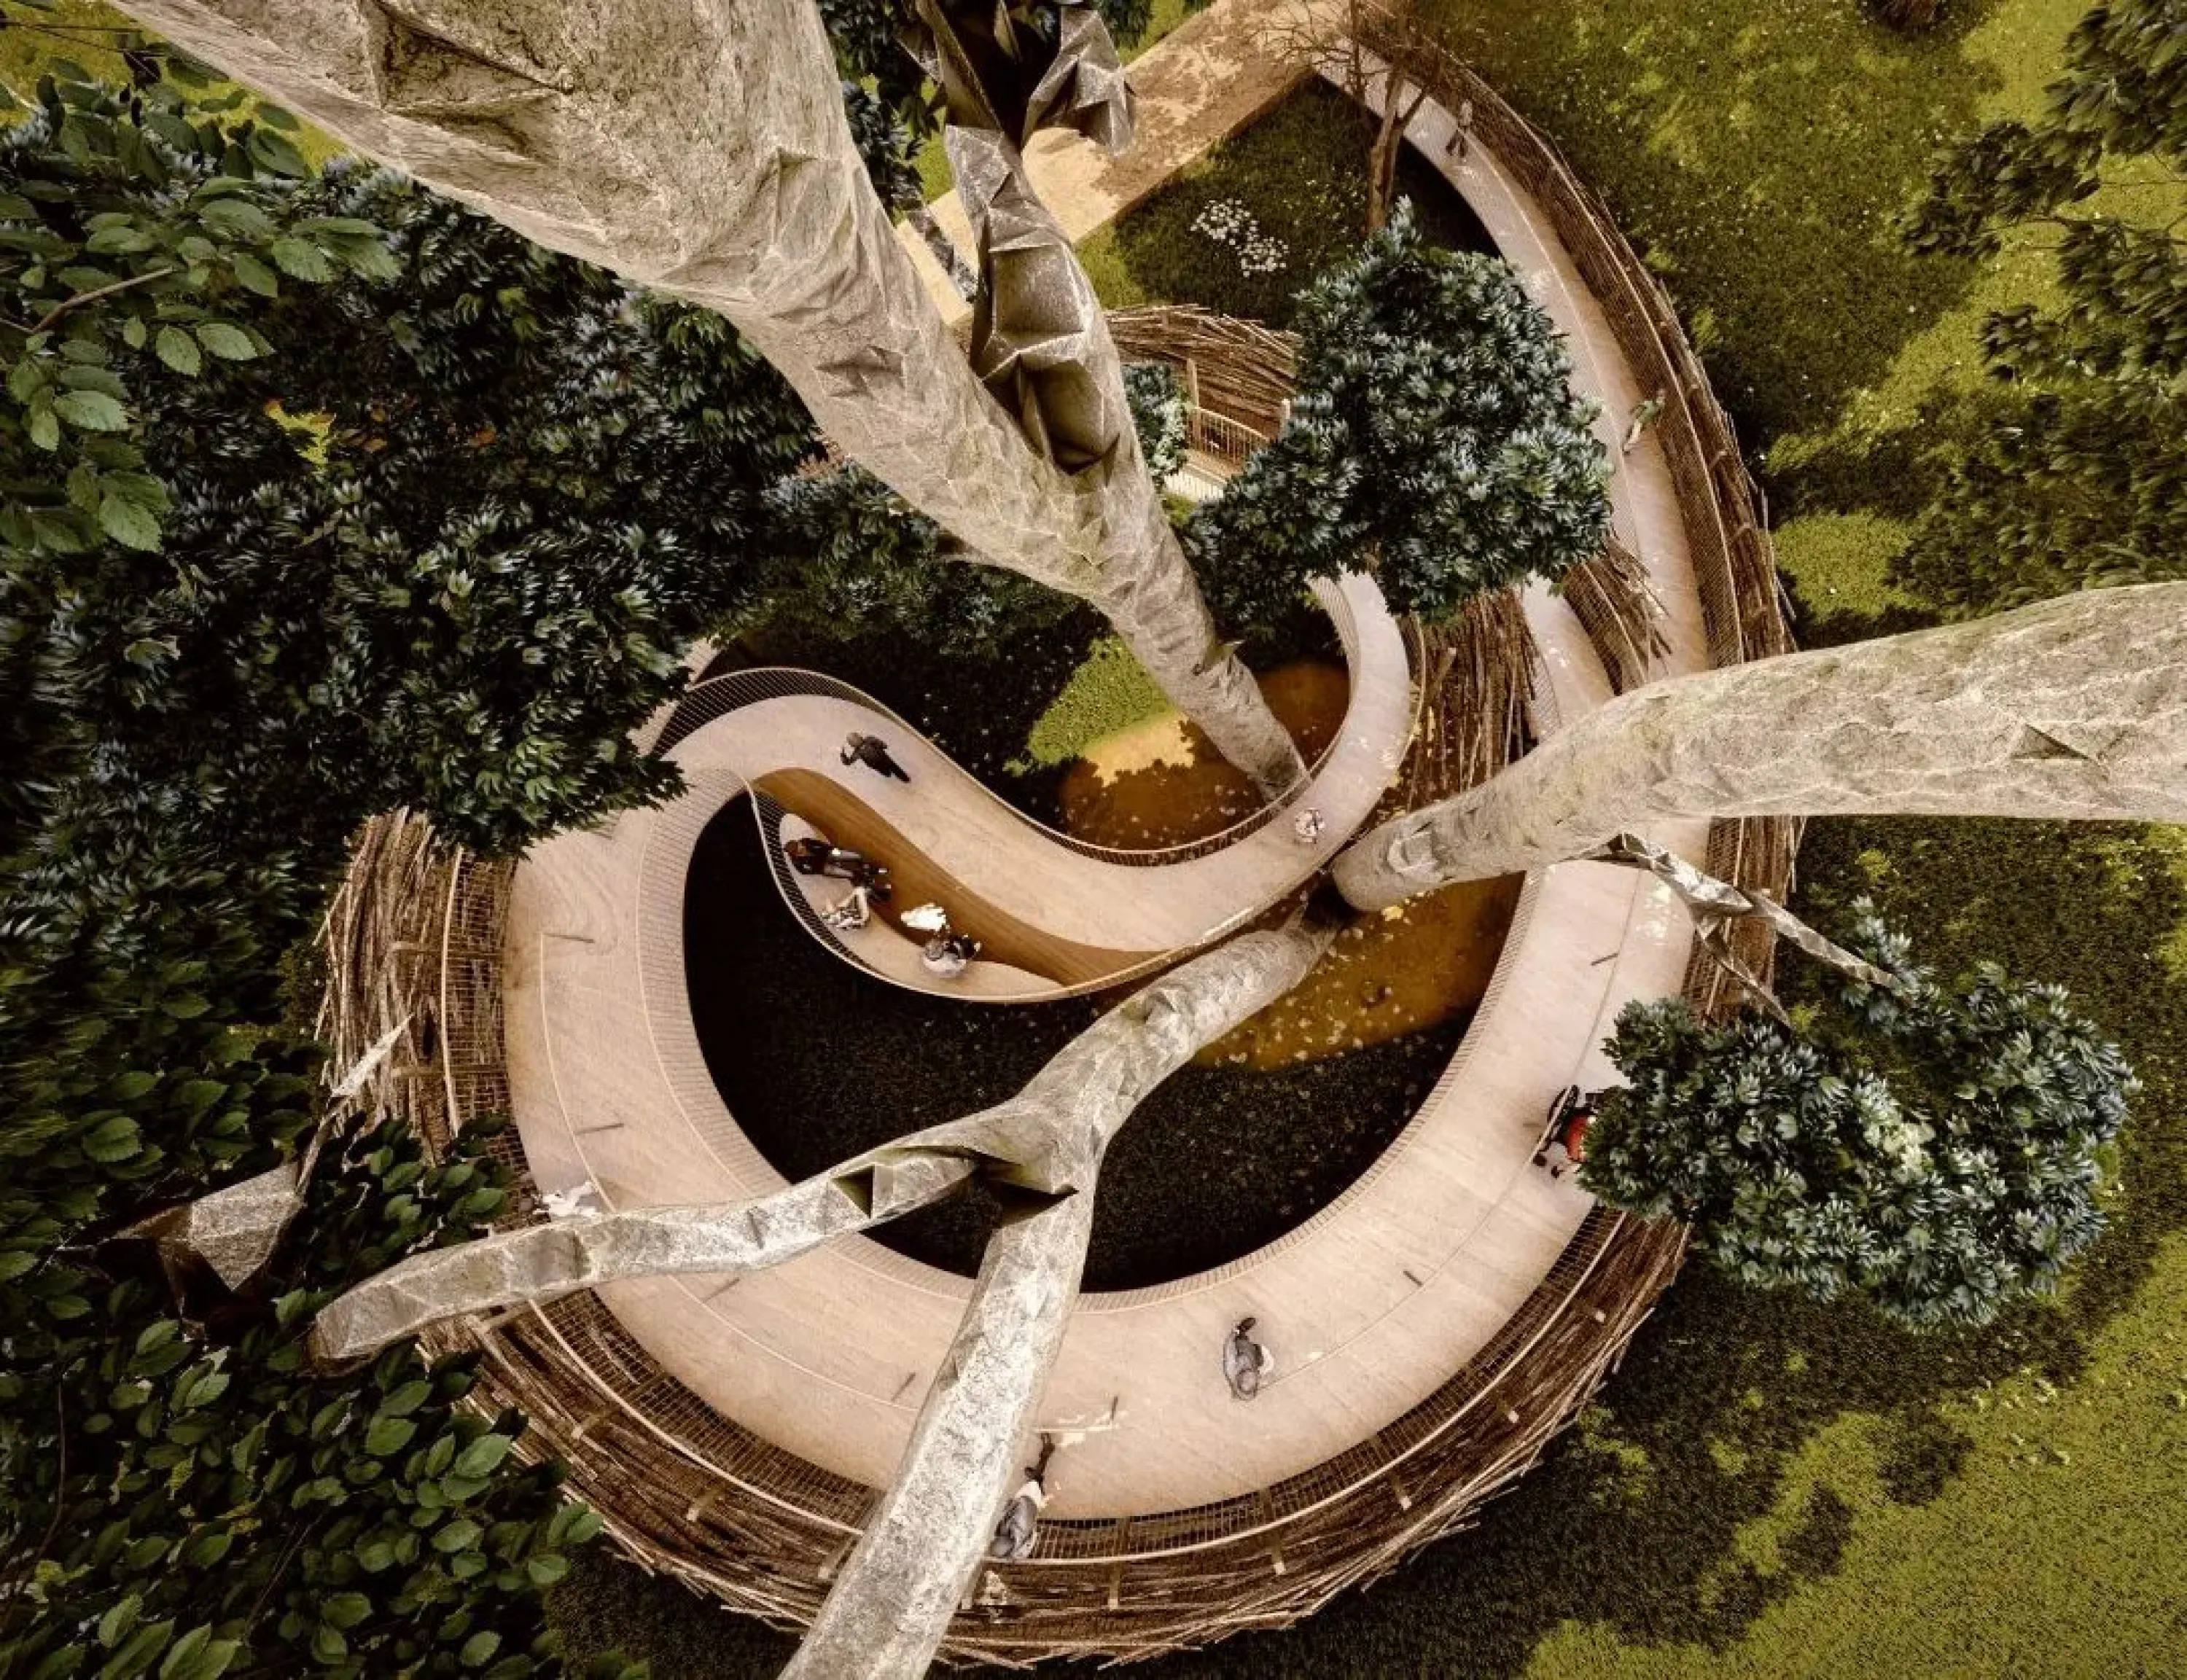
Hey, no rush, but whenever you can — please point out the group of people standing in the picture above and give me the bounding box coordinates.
[780,732,983,981]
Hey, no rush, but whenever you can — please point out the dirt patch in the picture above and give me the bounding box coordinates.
[1204,875,1524,1068]
[1057,660,1349,849]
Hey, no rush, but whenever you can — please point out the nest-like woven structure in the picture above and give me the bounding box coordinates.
[321,58,1794,1668]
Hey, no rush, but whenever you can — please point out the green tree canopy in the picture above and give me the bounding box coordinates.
[1583,902,2136,1329]
[0,55,820,1679]
[1896,0,2186,612]
[1188,200,1610,630]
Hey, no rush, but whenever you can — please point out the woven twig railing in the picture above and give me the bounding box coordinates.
[1349,4,1801,1009]
[327,180,1797,1652]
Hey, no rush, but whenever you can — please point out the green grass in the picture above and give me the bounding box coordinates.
[1010,633,1174,770]
[1415,0,2100,448]
[1079,79,1496,327]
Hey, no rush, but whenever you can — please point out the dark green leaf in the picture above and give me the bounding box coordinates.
[98,493,163,552]
[192,322,257,362]
[53,389,129,432]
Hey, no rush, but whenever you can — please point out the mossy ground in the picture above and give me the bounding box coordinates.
[1052,657,1344,842]
[559,1,2187,1673]
[1076,78,1498,326]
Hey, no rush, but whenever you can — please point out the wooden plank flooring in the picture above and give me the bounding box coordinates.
[498,31,1725,1520]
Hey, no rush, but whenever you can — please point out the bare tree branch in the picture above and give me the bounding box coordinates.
[1586,831,1902,1021]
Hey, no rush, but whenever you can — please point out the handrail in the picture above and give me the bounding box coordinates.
[652,584,1373,870]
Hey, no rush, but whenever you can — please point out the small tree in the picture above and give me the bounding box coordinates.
[0,1111,636,1680]
[1897,0,2186,613]
[1583,902,2135,1329]
[1190,201,1609,630]
[1266,0,1441,237]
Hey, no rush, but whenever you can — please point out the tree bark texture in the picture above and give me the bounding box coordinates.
[116,0,1302,790]
[784,918,1336,1679]
[1364,74,1425,238]
[1335,584,2187,906]
[307,1148,981,1365]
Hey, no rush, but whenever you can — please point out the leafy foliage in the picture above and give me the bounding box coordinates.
[1123,358,1188,483]
[1585,902,2136,1329]
[0,50,377,561]
[1,1115,638,1680]
[755,463,1072,660]
[1895,0,2187,612]
[5,140,822,891]
[1188,200,1609,629]
[0,52,827,1679]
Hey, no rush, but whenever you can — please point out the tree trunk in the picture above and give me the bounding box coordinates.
[1334,583,2187,906]
[307,1148,981,1366]
[785,918,1336,1679]
[115,0,1302,792]
[1365,75,1426,238]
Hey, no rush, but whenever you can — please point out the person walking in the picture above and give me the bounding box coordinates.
[841,732,911,782]
[1621,390,1666,455]
[989,1437,1057,1561]
[1223,1316,1274,1399]
[1446,96,1475,161]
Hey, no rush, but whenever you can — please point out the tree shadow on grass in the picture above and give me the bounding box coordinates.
[1420,0,2016,448]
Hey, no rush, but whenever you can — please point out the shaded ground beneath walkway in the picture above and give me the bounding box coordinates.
[683,806,1478,1289]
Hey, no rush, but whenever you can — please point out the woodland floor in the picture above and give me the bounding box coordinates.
[558,1,2187,1675]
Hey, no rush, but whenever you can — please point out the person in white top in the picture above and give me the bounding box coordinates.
[988,1437,1057,1561]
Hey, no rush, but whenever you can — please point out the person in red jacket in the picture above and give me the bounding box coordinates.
[1535,1086,1600,1181]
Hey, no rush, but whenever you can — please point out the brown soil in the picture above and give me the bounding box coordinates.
[1056,660,1349,850]
[1054,659,1522,1068]
[1199,875,1524,1068]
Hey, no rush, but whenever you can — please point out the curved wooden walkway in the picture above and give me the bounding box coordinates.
[666,573,1410,1001]
[498,36,1718,1520]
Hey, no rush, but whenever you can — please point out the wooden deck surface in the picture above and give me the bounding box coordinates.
[497,33,1720,1520]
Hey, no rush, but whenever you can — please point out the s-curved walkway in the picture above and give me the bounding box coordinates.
[498,29,1720,1520]
[658,571,1411,1001]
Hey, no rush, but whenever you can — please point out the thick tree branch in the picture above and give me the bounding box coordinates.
[306,1145,980,1365]
[1335,583,2187,906]
[784,918,1337,1679]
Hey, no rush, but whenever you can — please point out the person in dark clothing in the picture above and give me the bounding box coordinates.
[1223,1316,1272,1399]
[784,837,871,882]
[841,732,911,782]
[989,1437,1057,1562]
